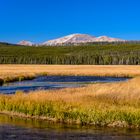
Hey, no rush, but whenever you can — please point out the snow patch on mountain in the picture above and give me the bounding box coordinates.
[18,40,34,46]
[43,34,96,45]
[43,34,124,46]
[94,36,123,42]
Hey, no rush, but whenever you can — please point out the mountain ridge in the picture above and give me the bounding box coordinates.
[18,33,125,46]
[43,34,96,46]
[43,34,125,46]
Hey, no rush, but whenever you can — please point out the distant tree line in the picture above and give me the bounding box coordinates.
[0,55,140,65]
[0,42,140,65]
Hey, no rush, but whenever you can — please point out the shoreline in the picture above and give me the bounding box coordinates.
[0,111,137,129]
[0,75,35,86]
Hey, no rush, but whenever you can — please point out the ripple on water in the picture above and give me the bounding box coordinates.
[0,76,129,94]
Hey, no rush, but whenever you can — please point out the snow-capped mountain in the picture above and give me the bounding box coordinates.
[18,34,124,46]
[43,34,96,46]
[43,34,124,46]
[18,40,34,46]
[94,36,123,42]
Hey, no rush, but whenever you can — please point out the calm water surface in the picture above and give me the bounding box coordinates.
[0,114,140,140]
[0,76,128,94]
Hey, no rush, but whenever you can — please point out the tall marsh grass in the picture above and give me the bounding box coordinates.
[1,77,140,127]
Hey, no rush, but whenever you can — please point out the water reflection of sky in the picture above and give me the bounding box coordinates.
[0,76,129,94]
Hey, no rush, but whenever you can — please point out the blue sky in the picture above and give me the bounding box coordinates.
[0,0,140,43]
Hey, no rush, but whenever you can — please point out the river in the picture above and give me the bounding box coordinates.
[0,76,128,94]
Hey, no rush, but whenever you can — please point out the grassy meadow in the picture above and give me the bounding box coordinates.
[1,65,140,79]
[0,65,140,85]
[0,65,140,127]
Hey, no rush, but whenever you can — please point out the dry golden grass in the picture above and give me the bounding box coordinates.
[1,65,140,127]
[0,65,140,81]
[22,77,140,106]
[1,64,140,106]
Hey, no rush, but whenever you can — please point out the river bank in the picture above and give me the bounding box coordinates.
[1,114,140,140]
[0,76,140,128]
[1,65,140,80]
[0,65,140,128]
